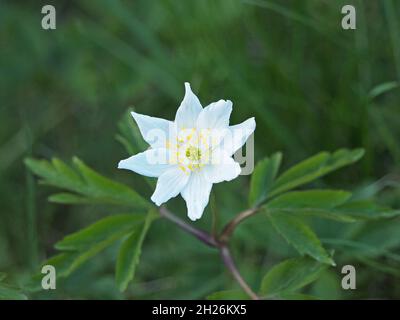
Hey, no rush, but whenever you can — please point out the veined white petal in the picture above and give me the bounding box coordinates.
[131,111,174,148]
[151,167,190,206]
[181,171,212,221]
[203,149,241,184]
[118,148,173,178]
[175,82,203,129]
[220,117,256,156]
[197,99,232,130]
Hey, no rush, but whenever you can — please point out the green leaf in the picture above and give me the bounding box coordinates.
[26,250,105,291]
[43,252,85,278]
[0,284,27,300]
[116,109,148,155]
[368,81,398,100]
[29,214,147,282]
[0,273,27,299]
[72,157,150,209]
[115,212,154,291]
[55,214,145,251]
[206,290,249,300]
[266,211,335,265]
[48,193,94,205]
[266,190,355,222]
[267,190,351,209]
[51,158,82,186]
[310,270,341,299]
[55,238,121,277]
[321,238,400,263]
[115,110,156,189]
[25,157,150,210]
[25,158,84,191]
[269,149,364,198]
[335,200,400,220]
[351,219,400,253]
[260,257,328,296]
[266,192,400,223]
[26,243,122,291]
[249,152,282,206]
[271,208,356,223]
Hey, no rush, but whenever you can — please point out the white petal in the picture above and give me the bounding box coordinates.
[203,149,241,184]
[220,117,256,156]
[118,148,173,178]
[197,99,232,130]
[175,82,203,129]
[181,172,212,221]
[151,167,190,206]
[131,111,174,148]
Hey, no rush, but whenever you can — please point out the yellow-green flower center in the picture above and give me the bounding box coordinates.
[185,146,202,162]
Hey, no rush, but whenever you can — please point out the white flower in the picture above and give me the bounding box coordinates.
[118,82,256,221]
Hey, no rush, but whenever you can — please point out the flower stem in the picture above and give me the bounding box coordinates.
[159,206,218,247]
[158,206,260,300]
[220,245,259,300]
[219,208,259,243]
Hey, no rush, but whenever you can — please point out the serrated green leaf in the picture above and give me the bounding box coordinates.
[115,212,154,291]
[249,152,282,206]
[55,214,145,251]
[48,193,94,205]
[321,238,400,263]
[51,158,82,186]
[34,215,144,281]
[25,213,156,289]
[267,190,351,209]
[265,190,355,222]
[26,251,94,291]
[72,157,150,209]
[43,252,83,278]
[266,192,399,223]
[26,238,121,290]
[260,257,328,296]
[57,237,122,277]
[336,200,400,220]
[25,157,151,210]
[269,149,364,198]
[206,289,249,300]
[266,211,334,265]
[270,208,356,223]
[274,207,355,221]
[25,158,84,192]
[0,273,6,282]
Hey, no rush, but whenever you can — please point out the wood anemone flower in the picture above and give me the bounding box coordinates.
[118,82,256,221]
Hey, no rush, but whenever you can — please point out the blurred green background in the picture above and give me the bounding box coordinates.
[1,0,400,299]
